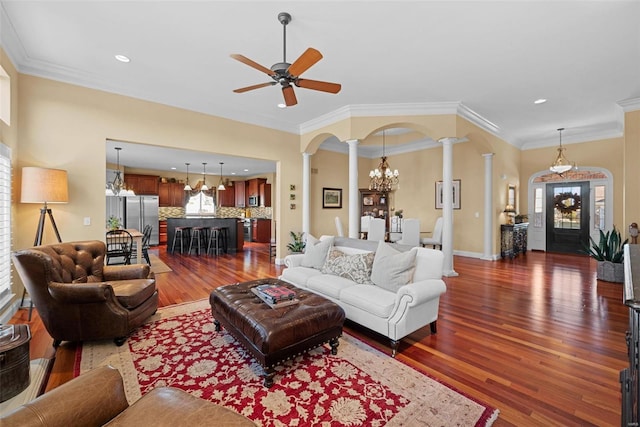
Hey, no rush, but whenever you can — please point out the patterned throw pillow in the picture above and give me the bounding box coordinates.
[322,248,375,284]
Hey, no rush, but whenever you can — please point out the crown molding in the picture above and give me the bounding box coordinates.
[299,102,464,135]
[618,97,640,113]
[520,122,623,150]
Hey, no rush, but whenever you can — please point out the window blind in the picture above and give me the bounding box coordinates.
[0,142,11,301]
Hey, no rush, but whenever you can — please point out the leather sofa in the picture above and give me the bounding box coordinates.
[12,240,158,346]
[279,236,446,356]
[0,365,256,426]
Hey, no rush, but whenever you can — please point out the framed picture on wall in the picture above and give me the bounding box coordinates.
[435,179,461,209]
[323,187,342,209]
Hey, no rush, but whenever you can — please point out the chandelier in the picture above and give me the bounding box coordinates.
[217,162,226,191]
[549,127,575,175]
[183,162,192,191]
[369,130,399,193]
[106,147,135,196]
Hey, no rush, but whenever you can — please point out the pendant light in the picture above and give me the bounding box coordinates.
[369,129,399,193]
[217,162,226,191]
[183,163,192,191]
[201,162,209,191]
[549,128,575,175]
[107,147,135,196]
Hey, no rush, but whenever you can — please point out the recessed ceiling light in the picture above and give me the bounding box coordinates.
[231,172,236,175]
[170,167,176,170]
[243,169,249,172]
[534,98,547,105]
[115,54,130,63]
[277,103,286,109]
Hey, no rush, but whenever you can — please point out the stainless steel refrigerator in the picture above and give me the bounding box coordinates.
[106,195,159,245]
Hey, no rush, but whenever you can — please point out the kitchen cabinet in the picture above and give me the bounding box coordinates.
[218,186,235,207]
[251,218,271,243]
[159,220,168,245]
[234,181,246,207]
[246,178,266,196]
[260,183,271,207]
[124,173,159,195]
[159,182,185,207]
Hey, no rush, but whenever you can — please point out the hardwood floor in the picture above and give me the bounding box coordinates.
[9,242,627,426]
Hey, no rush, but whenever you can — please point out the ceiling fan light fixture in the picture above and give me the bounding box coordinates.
[230,12,341,106]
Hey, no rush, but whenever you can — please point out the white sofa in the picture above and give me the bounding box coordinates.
[279,236,446,356]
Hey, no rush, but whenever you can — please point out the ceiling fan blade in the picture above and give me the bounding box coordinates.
[233,82,277,93]
[230,54,275,76]
[287,47,323,77]
[282,86,298,107]
[296,78,342,94]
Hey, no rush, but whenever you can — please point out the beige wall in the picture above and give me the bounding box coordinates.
[520,136,624,229]
[624,110,640,228]
[15,75,300,256]
[306,115,519,255]
[5,45,638,313]
[309,149,350,237]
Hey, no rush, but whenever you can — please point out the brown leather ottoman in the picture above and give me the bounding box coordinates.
[209,278,345,387]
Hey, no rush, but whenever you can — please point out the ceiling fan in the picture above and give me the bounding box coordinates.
[231,12,341,107]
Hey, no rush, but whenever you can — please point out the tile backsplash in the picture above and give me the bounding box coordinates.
[158,206,272,221]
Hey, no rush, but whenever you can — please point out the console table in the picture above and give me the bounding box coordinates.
[500,222,528,259]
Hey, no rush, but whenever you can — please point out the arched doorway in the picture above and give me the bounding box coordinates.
[527,168,613,254]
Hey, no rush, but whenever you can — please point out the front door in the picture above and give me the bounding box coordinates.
[545,182,590,254]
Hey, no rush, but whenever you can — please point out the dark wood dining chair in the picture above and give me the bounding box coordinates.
[105,229,133,265]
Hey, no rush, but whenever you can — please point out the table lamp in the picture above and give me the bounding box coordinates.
[20,167,69,246]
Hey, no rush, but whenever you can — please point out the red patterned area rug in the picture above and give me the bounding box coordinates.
[75,299,499,426]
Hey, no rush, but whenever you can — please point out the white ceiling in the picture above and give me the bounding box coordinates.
[2,1,639,175]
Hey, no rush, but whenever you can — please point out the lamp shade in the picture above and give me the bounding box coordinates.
[20,167,69,203]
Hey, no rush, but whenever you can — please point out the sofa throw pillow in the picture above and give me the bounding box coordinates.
[321,248,375,284]
[301,235,334,269]
[370,240,417,292]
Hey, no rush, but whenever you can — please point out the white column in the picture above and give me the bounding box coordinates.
[482,153,495,260]
[346,139,360,238]
[302,152,311,236]
[440,137,458,277]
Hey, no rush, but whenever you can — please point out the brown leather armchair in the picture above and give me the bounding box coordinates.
[0,366,256,426]
[12,240,158,346]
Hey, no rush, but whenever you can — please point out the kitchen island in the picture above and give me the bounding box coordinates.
[167,217,244,253]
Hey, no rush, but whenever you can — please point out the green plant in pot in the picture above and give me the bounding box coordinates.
[107,216,122,231]
[287,231,305,253]
[583,226,628,283]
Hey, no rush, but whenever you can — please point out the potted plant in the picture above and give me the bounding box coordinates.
[583,226,628,283]
[107,216,122,231]
[286,231,305,254]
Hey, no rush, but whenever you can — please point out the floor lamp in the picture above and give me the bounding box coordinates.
[20,167,69,319]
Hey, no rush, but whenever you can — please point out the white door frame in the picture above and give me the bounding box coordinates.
[527,167,613,251]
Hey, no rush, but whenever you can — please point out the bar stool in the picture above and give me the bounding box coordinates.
[188,226,207,255]
[207,227,222,256]
[170,226,192,254]
[218,227,230,253]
